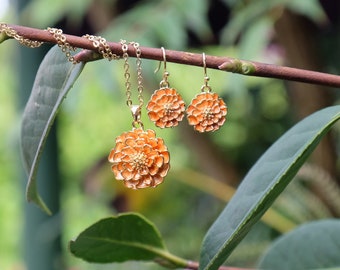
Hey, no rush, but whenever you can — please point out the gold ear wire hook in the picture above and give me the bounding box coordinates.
[154,61,161,74]
[201,52,212,92]
[203,52,207,77]
[154,47,167,73]
[162,47,167,71]
[155,47,170,88]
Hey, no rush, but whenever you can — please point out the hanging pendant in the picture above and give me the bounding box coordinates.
[108,128,170,189]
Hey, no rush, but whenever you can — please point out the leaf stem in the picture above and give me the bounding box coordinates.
[0,30,9,43]
[153,248,251,270]
[185,260,252,270]
[3,23,340,87]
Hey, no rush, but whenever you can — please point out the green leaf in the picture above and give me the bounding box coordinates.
[221,0,325,45]
[199,105,340,270]
[22,0,93,28]
[258,220,340,269]
[70,213,186,268]
[220,0,284,44]
[238,17,272,60]
[21,45,85,214]
[287,0,326,23]
[174,0,211,42]
[103,0,210,49]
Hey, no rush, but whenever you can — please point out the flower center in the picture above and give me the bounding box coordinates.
[203,107,214,120]
[163,103,175,116]
[131,151,147,170]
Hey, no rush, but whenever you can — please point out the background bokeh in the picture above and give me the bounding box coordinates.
[1,0,340,269]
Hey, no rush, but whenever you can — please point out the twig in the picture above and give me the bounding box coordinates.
[185,261,253,270]
[3,23,340,88]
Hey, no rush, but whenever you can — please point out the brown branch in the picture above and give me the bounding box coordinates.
[3,23,340,88]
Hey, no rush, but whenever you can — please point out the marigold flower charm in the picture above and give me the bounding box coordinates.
[108,128,170,189]
[187,92,227,132]
[147,88,185,128]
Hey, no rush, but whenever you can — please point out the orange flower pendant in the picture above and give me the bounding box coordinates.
[147,88,185,128]
[187,92,227,132]
[108,128,170,189]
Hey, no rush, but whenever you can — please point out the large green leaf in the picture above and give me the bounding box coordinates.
[69,213,186,268]
[258,220,340,269]
[21,45,85,214]
[199,106,340,270]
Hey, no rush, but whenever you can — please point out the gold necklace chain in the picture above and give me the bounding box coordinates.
[0,23,118,64]
[47,27,78,64]
[121,40,144,108]
[120,39,144,129]
[121,40,132,107]
[83,34,119,61]
[0,23,43,48]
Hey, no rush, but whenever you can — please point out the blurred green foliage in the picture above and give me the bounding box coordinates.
[0,22,22,270]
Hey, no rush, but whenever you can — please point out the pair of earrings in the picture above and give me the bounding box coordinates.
[108,44,228,190]
[147,49,228,133]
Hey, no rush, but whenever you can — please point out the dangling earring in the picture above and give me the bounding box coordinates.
[146,47,185,128]
[108,41,170,189]
[187,53,228,132]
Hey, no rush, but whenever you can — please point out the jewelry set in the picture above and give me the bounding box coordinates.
[0,24,228,189]
[108,42,227,189]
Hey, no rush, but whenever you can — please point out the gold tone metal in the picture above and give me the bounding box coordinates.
[146,87,185,128]
[120,40,145,129]
[0,23,43,48]
[83,34,119,61]
[0,24,119,64]
[201,52,212,92]
[159,47,170,88]
[109,41,170,188]
[108,128,170,189]
[146,46,185,128]
[120,39,132,107]
[187,52,227,132]
[130,105,144,129]
[154,47,167,73]
[187,92,227,132]
[153,47,170,88]
[47,27,78,64]
[133,42,144,108]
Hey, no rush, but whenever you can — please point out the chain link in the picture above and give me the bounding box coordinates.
[83,34,119,61]
[0,24,147,117]
[1,24,122,64]
[121,39,132,107]
[47,27,78,64]
[0,23,43,48]
[120,40,144,108]
[120,40,144,129]
[133,42,144,108]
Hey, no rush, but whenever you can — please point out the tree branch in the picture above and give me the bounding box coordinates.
[3,23,340,88]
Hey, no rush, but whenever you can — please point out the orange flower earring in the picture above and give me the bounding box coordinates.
[108,41,170,189]
[187,53,227,132]
[147,47,185,128]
